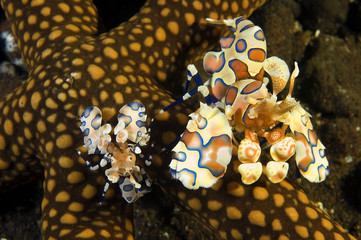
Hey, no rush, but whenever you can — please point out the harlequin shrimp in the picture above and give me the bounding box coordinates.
[78,101,151,203]
[170,103,233,189]
[160,16,329,189]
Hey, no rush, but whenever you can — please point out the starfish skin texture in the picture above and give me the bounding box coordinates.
[0,0,357,240]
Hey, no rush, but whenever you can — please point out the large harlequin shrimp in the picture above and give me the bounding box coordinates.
[160,16,266,113]
[78,101,151,203]
[226,56,329,184]
[289,104,329,182]
[160,16,329,189]
[169,103,233,189]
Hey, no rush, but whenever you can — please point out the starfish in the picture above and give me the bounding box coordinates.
[0,0,357,239]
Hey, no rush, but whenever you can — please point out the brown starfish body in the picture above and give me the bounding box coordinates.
[0,0,357,239]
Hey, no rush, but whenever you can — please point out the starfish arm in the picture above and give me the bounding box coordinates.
[0,0,100,190]
[0,1,93,191]
[1,0,99,71]
[0,82,44,190]
[101,0,267,84]
[41,149,135,239]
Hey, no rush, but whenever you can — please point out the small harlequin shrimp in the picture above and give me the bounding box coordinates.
[157,16,329,189]
[78,101,151,203]
[114,101,149,148]
[79,106,112,155]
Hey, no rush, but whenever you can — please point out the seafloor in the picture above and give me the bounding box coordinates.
[0,0,360,239]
